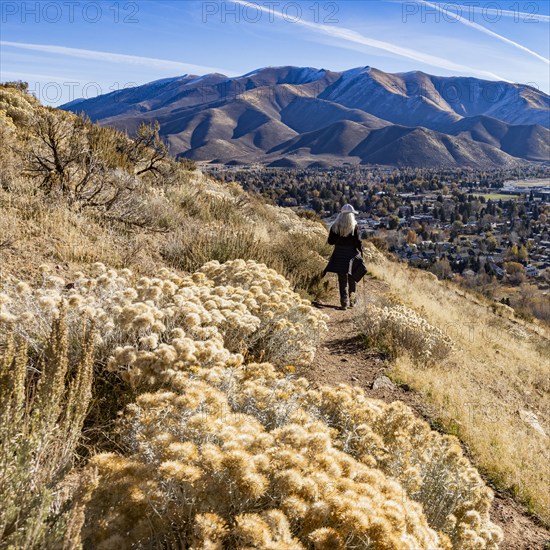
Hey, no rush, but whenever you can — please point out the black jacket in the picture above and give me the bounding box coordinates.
[327,226,363,252]
[324,226,364,274]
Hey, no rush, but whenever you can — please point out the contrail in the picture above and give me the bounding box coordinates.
[441,3,550,22]
[419,0,549,64]
[0,41,230,75]
[232,0,509,81]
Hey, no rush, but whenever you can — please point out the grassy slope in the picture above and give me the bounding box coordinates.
[0,170,328,290]
[0,85,329,295]
[361,247,550,525]
[1,83,548,538]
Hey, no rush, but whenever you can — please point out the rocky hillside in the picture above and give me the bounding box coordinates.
[61,65,550,168]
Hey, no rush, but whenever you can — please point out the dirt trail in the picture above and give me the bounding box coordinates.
[308,278,549,550]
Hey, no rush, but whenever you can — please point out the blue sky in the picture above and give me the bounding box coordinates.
[1,0,549,105]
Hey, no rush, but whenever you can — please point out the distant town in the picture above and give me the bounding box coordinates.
[337,176,550,281]
[212,164,550,322]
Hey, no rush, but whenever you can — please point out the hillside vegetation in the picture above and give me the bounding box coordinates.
[0,83,329,292]
[356,248,550,525]
[0,83,543,549]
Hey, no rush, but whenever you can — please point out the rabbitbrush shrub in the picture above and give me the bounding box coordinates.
[1,261,502,549]
[84,362,502,549]
[357,301,454,363]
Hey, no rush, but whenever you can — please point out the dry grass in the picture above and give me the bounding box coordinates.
[0,85,329,299]
[0,312,95,548]
[358,245,550,525]
[0,183,330,298]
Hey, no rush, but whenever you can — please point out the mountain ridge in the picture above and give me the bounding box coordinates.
[61,65,550,168]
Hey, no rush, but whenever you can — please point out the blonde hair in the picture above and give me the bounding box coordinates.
[331,212,356,237]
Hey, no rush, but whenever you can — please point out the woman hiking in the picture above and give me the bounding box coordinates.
[324,204,364,310]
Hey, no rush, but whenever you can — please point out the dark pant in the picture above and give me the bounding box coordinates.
[338,273,356,307]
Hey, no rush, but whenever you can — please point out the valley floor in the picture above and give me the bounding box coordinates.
[309,277,550,550]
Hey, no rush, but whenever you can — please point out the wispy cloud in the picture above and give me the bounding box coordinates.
[419,0,549,64]
[0,41,231,75]
[231,0,509,81]
[0,70,72,81]
[443,3,550,22]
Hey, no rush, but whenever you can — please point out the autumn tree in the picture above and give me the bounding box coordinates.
[504,262,526,285]
[486,236,497,252]
[406,230,417,244]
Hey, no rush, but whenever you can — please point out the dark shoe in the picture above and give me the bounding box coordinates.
[340,304,348,311]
